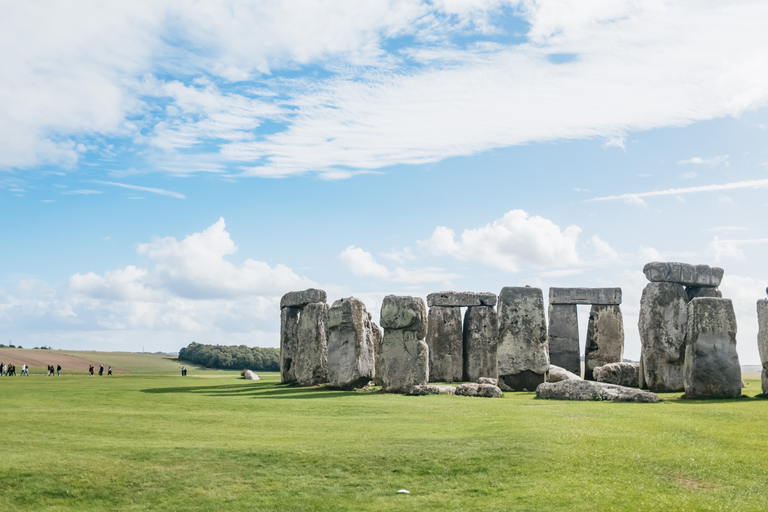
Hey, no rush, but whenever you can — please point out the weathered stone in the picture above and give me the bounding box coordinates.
[536,380,659,403]
[379,330,429,393]
[686,286,722,301]
[497,287,549,390]
[547,304,580,375]
[638,282,688,392]
[426,306,463,382]
[584,305,624,381]
[243,370,260,381]
[498,371,546,392]
[683,298,741,399]
[477,377,498,386]
[280,288,327,309]
[380,295,427,338]
[326,297,376,390]
[463,306,499,383]
[594,362,639,388]
[294,302,329,386]
[638,347,646,389]
[408,384,456,396]
[280,307,300,383]
[369,313,383,387]
[643,262,724,287]
[548,364,581,382]
[427,291,497,307]
[549,287,622,305]
[759,299,768,395]
[455,383,503,398]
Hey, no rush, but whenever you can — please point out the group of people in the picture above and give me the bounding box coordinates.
[1,362,117,376]
[88,364,112,376]
[46,364,61,376]
[1,362,29,376]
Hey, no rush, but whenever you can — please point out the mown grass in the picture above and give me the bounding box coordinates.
[1,373,767,511]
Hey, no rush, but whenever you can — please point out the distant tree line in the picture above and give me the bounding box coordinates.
[178,342,279,371]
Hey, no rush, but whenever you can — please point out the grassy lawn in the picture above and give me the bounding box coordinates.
[1,371,767,510]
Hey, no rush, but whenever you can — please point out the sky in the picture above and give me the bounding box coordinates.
[1,0,767,363]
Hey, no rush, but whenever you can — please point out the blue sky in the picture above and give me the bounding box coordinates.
[1,1,767,363]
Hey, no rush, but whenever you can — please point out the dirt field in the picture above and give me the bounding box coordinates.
[0,349,123,372]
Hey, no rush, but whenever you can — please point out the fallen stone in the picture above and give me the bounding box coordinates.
[462,306,499,383]
[426,306,463,383]
[638,282,688,392]
[547,304,580,376]
[280,306,301,383]
[686,286,722,301]
[594,362,639,388]
[326,297,376,390]
[455,383,503,398]
[548,365,581,382]
[548,287,622,305]
[683,298,741,399]
[294,302,329,386]
[477,377,498,386]
[584,305,624,381]
[408,384,456,396]
[243,370,260,380]
[536,380,660,403]
[380,295,427,338]
[280,288,327,309]
[759,299,768,395]
[427,291,497,307]
[643,262,724,287]
[497,287,549,390]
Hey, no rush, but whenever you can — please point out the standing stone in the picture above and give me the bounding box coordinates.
[643,262,724,287]
[380,295,427,337]
[426,306,463,382]
[369,314,383,386]
[759,300,768,395]
[294,302,329,386]
[683,298,741,398]
[463,306,499,382]
[547,304,580,376]
[497,287,549,391]
[686,286,722,301]
[584,305,624,381]
[379,295,429,393]
[280,307,301,383]
[326,298,376,389]
[638,282,688,392]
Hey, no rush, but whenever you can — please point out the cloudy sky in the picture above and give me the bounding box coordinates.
[1,0,767,363]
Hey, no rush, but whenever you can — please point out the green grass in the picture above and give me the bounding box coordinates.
[1,373,767,511]
[55,350,237,375]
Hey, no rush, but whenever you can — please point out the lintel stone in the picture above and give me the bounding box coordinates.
[427,291,497,308]
[280,288,327,309]
[549,287,622,305]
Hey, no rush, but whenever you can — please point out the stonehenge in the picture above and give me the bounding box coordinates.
[280,288,329,384]
[584,305,624,381]
[326,297,376,390]
[497,287,549,391]
[759,298,768,395]
[379,295,429,393]
[536,380,659,403]
[425,306,463,382]
[462,305,498,382]
[593,362,639,388]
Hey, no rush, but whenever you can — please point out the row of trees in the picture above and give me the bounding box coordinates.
[178,342,279,371]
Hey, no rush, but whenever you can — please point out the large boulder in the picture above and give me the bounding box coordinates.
[462,306,499,383]
[294,302,329,386]
[643,262,724,287]
[380,295,427,338]
[427,291,497,307]
[408,384,456,396]
[279,306,301,383]
[426,306,463,383]
[326,297,376,390]
[497,287,549,391]
[280,288,327,309]
[758,299,768,395]
[548,364,581,382]
[536,380,659,403]
[593,362,639,388]
[455,383,503,398]
[379,295,429,393]
[584,305,624,381]
[683,298,741,398]
[243,370,260,380]
[547,304,580,376]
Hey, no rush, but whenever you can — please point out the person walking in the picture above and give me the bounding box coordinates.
[57,364,61,376]
[89,365,94,376]
[22,364,28,376]
[107,366,112,376]
[1,362,5,376]
[99,365,104,376]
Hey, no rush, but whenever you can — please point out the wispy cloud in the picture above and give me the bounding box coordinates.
[677,155,730,166]
[93,181,185,199]
[589,179,768,203]
[62,189,101,195]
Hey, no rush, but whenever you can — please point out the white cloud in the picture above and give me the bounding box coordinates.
[707,236,768,263]
[680,171,698,179]
[590,178,768,204]
[602,135,626,150]
[677,155,730,167]
[339,245,459,284]
[92,180,186,199]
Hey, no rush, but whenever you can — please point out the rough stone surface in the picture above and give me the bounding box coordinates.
[326,297,376,390]
[498,370,546,392]
[548,365,581,382]
[427,291,497,307]
[547,304,580,376]
[463,306,499,383]
[294,302,329,386]
[279,307,301,383]
[369,314,383,387]
[243,370,260,380]
[280,288,327,309]
[683,298,741,398]
[759,299,768,395]
[455,383,503,398]
[426,306,463,383]
[638,282,688,392]
[643,262,724,287]
[638,348,646,389]
[686,286,722,301]
[584,305,624,381]
[379,330,429,393]
[497,287,549,390]
[594,362,639,387]
[477,377,498,386]
[380,295,427,338]
[408,384,456,396]
[549,287,622,305]
[536,380,660,403]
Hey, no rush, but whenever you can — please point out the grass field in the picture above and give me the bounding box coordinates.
[1,353,768,510]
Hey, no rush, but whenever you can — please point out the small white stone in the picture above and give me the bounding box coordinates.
[397,490,410,494]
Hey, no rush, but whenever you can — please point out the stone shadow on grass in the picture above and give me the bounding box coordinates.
[141,383,377,399]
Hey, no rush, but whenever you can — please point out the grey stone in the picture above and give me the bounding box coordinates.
[455,383,503,398]
[547,304,580,375]
[643,262,724,287]
[463,306,499,383]
[497,287,549,390]
[280,307,301,383]
[638,347,646,389]
[548,364,581,382]
[584,305,624,381]
[477,377,498,386]
[593,362,639,388]
[686,286,722,301]
[638,282,688,392]
[548,287,622,305]
[380,295,427,338]
[408,384,456,396]
[759,299,768,395]
[326,297,376,390]
[294,302,329,386]
[280,288,327,309]
[243,370,260,381]
[369,314,383,387]
[683,298,741,398]
[498,371,546,392]
[536,380,659,403]
[379,330,429,393]
[427,291,497,307]
[426,306,463,382]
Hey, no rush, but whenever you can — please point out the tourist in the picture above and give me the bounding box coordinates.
[21,364,29,376]
[1,362,5,376]
[47,364,52,376]
[89,365,94,376]
[108,366,112,376]
[57,364,61,376]
[99,365,104,376]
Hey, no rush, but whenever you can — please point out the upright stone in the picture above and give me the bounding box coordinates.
[280,307,301,383]
[643,262,724,287]
[369,314,383,386]
[547,304,580,376]
[683,298,741,398]
[463,306,499,382]
[584,305,624,381]
[759,299,768,395]
[294,302,329,386]
[497,287,549,391]
[379,295,429,393]
[326,297,376,389]
[638,282,688,392]
[426,306,463,382]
